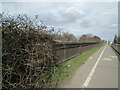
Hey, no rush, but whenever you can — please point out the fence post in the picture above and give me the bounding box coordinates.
[79,45,81,54]
[63,43,66,60]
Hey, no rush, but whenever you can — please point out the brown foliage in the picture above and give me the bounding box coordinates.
[79,34,101,43]
[2,13,57,89]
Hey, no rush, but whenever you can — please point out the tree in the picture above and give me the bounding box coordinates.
[94,36,101,42]
[62,32,78,42]
[79,34,101,42]
[117,35,120,43]
[114,35,118,43]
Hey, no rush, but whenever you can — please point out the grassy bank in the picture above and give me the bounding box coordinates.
[46,44,105,87]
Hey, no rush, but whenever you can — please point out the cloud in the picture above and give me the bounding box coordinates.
[59,7,85,22]
[1,2,118,41]
[1,0,119,2]
[38,6,85,26]
[79,19,91,27]
[109,24,118,29]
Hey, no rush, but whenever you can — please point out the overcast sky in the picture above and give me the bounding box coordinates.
[1,2,118,41]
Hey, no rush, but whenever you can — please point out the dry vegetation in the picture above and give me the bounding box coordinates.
[79,34,101,43]
[2,13,60,89]
[2,13,102,89]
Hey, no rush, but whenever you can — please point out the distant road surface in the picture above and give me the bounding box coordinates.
[59,44,118,88]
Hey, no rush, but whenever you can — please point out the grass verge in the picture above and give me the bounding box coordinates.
[47,44,105,87]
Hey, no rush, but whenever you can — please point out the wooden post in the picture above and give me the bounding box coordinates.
[79,45,81,54]
[63,43,66,60]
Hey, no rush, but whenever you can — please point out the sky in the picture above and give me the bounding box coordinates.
[1,1,118,41]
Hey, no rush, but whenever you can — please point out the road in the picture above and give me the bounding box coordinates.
[59,44,118,88]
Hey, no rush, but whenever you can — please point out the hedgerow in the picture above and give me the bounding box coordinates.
[2,13,58,89]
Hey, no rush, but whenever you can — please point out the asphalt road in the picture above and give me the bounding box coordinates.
[59,44,118,88]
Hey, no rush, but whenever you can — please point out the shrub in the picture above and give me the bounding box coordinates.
[2,13,57,89]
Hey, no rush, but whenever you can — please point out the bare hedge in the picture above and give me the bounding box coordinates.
[2,14,58,89]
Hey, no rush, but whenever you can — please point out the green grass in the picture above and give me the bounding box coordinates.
[45,44,105,87]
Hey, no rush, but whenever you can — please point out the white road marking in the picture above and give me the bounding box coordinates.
[102,58,107,60]
[110,56,118,59]
[89,57,93,59]
[107,58,112,61]
[102,55,118,62]
[82,46,107,88]
[102,58,112,61]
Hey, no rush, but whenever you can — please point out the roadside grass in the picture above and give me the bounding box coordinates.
[47,44,105,87]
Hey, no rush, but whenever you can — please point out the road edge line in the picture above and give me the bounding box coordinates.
[82,45,107,88]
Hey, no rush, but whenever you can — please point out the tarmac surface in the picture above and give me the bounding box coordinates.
[59,44,118,88]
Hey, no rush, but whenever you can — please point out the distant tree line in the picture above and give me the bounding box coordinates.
[52,31,78,42]
[79,34,101,43]
[52,32,101,43]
